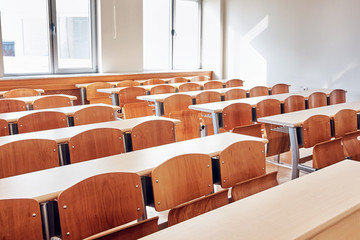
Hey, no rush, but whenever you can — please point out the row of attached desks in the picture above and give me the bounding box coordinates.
[4,94,77,110]
[143,160,360,240]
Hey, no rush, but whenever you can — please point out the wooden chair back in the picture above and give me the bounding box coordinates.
[169,110,200,141]
[118,87,146,108]
[333,109,357,138]
[249,86,269,97]
[195,91,221,104]
[179,82,201,92]
[255,99,281,119]
[284,95,305,113]
[222,103,253,131]
[231,172,278,202]
[163,94,193,117]
[3,88,38,98]
[342,131,360,160]
[57,172,143,240]
[0,199,43,239]
[271,83,289,95]
[144,79,166,85]
[0,99,27,113]
[190,76,210,82]
[0,119,9,136]
[308,92,327,108]
[150,85,176,95]
[264,123,290,157]
[203,81,223,90]
[219,141,266,188]
[232,123,262,138]
[170,77,188,83]
[123,102,153,119]
[168,190,229,226]
[225,79,244,88]
[18,111,68,133]
[224,88,247,100]
[69,128,125,164]
[329,89,346,105]
[73,106,115,126]
[302,115,331,148]
[86,82,113,104]
[151,153,213,211]
[131,120,176,151]
[313,139,345,169]
[116,80,140,87]
[0,139,59,178]
[33,95,72,110]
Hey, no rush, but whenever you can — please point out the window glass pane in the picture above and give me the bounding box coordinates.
[0,0,51,74]
[143,0,171,70]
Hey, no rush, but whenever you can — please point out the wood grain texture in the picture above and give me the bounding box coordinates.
[329,89,346,105]
[151,153,213,211]
[73,105,115,126]
[313,139,345,169]
[18,111,68,133]
[284,95,306,113]
[150,85,176,95]
[231,171,278,202]
[0,119,9,136]
[255,99,281,119]
[203,81,223,90]
[57,172,143,240]
[3,88,38,98]
[170,110,201,141]
[224,88,247,100]
[0,99,27,113]
[342,131,360,160]
[195,91,221,104]
[163,94,193,117]
[225,79,244,88]
[0,139,59,178]
[143,79,166,85]
[116,80,140,87]
[86,82,113,101]
[249,86,269,97]
[222,103,253,131]
[178,83,201,92]
[333,109,357,138]
[0,199,43,239]
[33,95,72,110]
[308,92,327,108]
[302,115,332,148]
[123,102,153,119]
[69,128,125,164]
[264,123,290,157]
[118,87,146,108]
[232,123,262,138]
[168,190,229,226]
[170,77,188,83]
[219,141,266,188]
[45,89,83,106]
[271,84,289,95]
[190,76,210,82]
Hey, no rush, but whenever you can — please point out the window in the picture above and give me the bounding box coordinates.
[0,0,96,75]
[143,0,201,70]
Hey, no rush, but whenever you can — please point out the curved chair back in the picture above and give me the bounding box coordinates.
[144,79,166,85]
[195,91,221,104]
[118,87,146,108]
[86,82,113,105]
[0,99,27,113]
[249,86,269,97]
[225,79,244,88]
[179,82,201,92]
[3,88,38,98]
[302,115,331,148]
[284,95,305,113]
[18,111,67,133]
[271,83,289,95]
[0,119,8,136]
[313,139,345,169]
[163,94,193,117]
[150,85,176,95]
[204,81,223,90]
[190,75,210,82]
[224,88,247,100]
[73,106,115,126]
[255,99,281,119]
[123,102,153,119]
[33,95,72,110]
[223,103,253,131]
[308,92,327,108]
[333,109,357,138]
[170,77,188,83]
[329,89,346,105]
[342,131,360,160]
[169,110,200,141]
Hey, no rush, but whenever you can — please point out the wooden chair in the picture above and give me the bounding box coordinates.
[0,119,9,136]
[123,102,153,119]
[196,91,221,135]
[190,75,210,82]
[131,120,176,151]
[231,171,278,202]
[170,77,188,83]
[225,79,244,88]
[249,86,269,97]
[18,111,68,133]
[218,141,266,188]
[0,199,43,239]
[118,87,146,108]
[333,109,357,138]
[329,89,346,105]
[163,94,193,117]
[203,81,223,90]
[73,106,115,126]
[57,172,144,240]
[116,80,140,87]
[168,190,229,226]
[86,82,113,105]
[284,95,305,113]
[222,103,253,131]
[3,88,38,98]
[224,88,247,100]
[150,85,176,95]
[169,110,201,141]
[144,79,166,85]
[69,128,125,164]
[308,92,327,108]
[302,115,331,148]
[264,123,290,157]
[179,82,201,92]
[271,83,289,95]
[342,131,360,160]
[0,99,27,113]
[232,123,262,138]
[313,138,345,169]
[255,99,281,119]
[33,95,72,110]
[0,139,59,178]
[151,153,213,211]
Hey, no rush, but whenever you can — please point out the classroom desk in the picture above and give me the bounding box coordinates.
[0,88,44,98]
[257,100,360,179]
[189,89,333,134]
[142,160,360,240]
[8,94,77,110]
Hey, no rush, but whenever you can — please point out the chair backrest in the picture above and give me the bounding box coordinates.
[225,79,244,88]
[333,109,357,138]
[179,82,201,92]
[224,88,247,100]
[150,85,176,95]
[264,123,290,157]
[118,87,146,108]
[271,83,289,95]
[284,95,305,113]
[219,141,266,188]
[33,95,72,110]
[131,120,176,151]
[123,102,153,119]
[195,91,221,104]
[116,80,140,87]
[342,131,360,160]
[3,88,38,98]
[203,81,223,90]
[0,139,59,178]
[169,110,200,141]
[168,190,229,226]
[222,103,253,131]
[329,89,346,105]
[0,199,43,239]
[144,79,166,85]
[170,77,188,83]
[190,75,210,82]
[313,139,345,169]
[151,153,213,211]
[232,123,262,138]
[308,92,327,108]
[163,94,193,117]
[249,86,269,97]
[69,128,125,164]
[231,171,278,202]
[57,172,143,240]
[18,111,68,133]
[302,115,331,148]
[86,82,113,102]
[0,99,27,113]
[73,106,115,126]
[255,99,281,119]
[0,119,8,136]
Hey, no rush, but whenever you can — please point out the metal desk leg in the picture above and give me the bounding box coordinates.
[111,93,119,106]
[80,88,86,105]
[154,101,162,116]
[40,202,51,240]
[289,127,300,179]
[211,112,220,134]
